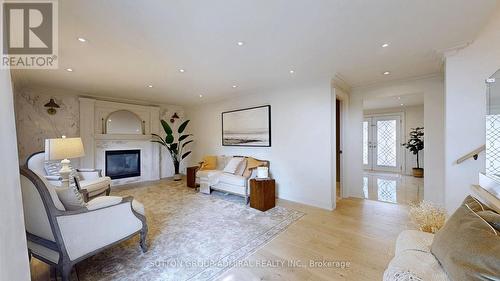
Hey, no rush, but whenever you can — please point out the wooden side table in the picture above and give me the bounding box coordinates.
[186,166,199,188]
[250,178,275,211]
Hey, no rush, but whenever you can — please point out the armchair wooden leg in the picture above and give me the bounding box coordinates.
[105,185,111,196]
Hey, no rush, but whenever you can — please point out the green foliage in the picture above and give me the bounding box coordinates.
[152,119,194,174]
[402,127,424,168]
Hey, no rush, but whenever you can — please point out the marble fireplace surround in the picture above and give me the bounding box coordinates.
[79,98,161,185]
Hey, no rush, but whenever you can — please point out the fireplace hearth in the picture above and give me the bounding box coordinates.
[105,150,141,179]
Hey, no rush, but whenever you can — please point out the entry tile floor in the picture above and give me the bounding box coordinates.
[362,171,424,205]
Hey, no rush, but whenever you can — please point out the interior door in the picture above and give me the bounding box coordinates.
[364,115,402,173]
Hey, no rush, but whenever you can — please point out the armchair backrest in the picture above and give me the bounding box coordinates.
[27,151,47,176]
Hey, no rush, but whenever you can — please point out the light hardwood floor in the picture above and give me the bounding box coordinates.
[31,182,411,281]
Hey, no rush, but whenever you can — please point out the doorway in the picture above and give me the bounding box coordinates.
[361,94,425,205]
[336,99,341,200]
[363,114,403,173]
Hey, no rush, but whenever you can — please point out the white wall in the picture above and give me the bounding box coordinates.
[345,76,445,204]
[0,70,30,281]
[186,83,334,210]
[444,6,500,213]
[364,105,425,175]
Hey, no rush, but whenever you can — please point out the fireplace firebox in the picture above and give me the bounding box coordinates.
[105,150,141,179]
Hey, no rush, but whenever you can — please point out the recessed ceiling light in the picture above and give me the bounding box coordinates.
[77,37,87,42]
[179,69,185,73]
[232,85,237,88]
[382,43,390,48]
[237,41,244,46]
[383,71,390,75]
[199,94,203,98]
[400,103,404,106]
[147,85,153,88]
[66,68,73,72]
[397,97,401,100]
[289,70,295,74]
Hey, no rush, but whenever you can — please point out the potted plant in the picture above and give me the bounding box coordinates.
[151,119,193,181]
[402,127,424,178]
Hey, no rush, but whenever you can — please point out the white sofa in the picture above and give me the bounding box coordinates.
[27,151,111,201]
[20,166,147,281]
[195,155,269,203]
[383,230,450,281]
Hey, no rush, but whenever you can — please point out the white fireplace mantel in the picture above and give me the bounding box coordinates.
[79,97,161,185]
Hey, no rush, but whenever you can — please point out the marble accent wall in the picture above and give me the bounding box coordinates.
[14,87,80,163]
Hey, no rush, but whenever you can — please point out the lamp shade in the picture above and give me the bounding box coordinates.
[45,137,85,161]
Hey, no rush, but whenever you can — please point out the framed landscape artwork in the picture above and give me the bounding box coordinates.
[222,105,271,147]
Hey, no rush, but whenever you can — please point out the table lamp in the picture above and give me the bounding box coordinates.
[45,136,85,188]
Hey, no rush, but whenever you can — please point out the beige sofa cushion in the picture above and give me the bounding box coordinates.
[431,196,500,281]
[218,173,246,186]
[79,176,111,196]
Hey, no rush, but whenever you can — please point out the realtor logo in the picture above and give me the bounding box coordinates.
[1,1,58,69]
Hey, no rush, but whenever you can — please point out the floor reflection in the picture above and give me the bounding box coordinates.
[363,171,423,205]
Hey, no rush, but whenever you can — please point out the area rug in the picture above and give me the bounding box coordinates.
[76,179,304,281]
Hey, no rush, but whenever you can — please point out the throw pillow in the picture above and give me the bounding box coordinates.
[200,155,217,170]
[55,185,86,211]
[243,157,265,178]
[477,210,500,231]
[223,157,244,174]
[234,158,247,176]
[430,196,500,281]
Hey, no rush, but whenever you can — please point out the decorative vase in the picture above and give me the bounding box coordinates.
[412,168,424,178]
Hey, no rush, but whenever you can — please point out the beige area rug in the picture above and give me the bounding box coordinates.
[76,179,304,281]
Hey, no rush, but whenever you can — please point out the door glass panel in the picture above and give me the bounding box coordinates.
[363,121,369,165]
[377,120,397,167]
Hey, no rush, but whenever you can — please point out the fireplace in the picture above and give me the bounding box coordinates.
[105,150,141,179]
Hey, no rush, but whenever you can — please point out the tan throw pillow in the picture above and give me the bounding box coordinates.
[200,155,217,170]
[430,196,500,281]
[243,157,264,178]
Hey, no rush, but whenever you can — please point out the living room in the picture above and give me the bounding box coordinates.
[1,1,500,281]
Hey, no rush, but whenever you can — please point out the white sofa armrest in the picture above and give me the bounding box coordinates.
[86,196,123,211]
[56,198,143,260]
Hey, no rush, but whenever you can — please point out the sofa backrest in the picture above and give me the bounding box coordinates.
[27,151,47,176]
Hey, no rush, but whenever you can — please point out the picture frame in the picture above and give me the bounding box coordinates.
[222,105,271,147]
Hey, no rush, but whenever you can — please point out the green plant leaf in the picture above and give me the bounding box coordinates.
[182,140,194,148]
[181,151,192,159]
[178,120,190,134]
[178,134,192,142]
[165,134,174,144]
[151,140,169,150]
[161,119,173,135]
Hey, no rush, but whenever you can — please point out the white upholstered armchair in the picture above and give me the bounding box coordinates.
[27,151,111,202]
[20,166,147,281]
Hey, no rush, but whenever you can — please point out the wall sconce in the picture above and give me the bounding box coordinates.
[170,112,180,123]
[44,98,60,115]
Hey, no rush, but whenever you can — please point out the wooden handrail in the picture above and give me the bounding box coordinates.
[455,145,485,164]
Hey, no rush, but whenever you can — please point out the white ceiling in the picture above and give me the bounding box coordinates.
[363,93,424,110]
[12,0,498,105]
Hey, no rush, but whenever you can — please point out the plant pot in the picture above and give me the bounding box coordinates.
[173,174,182,181]
[412,168,424,178]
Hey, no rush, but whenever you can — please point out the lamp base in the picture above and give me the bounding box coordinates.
[59,158,72,188]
